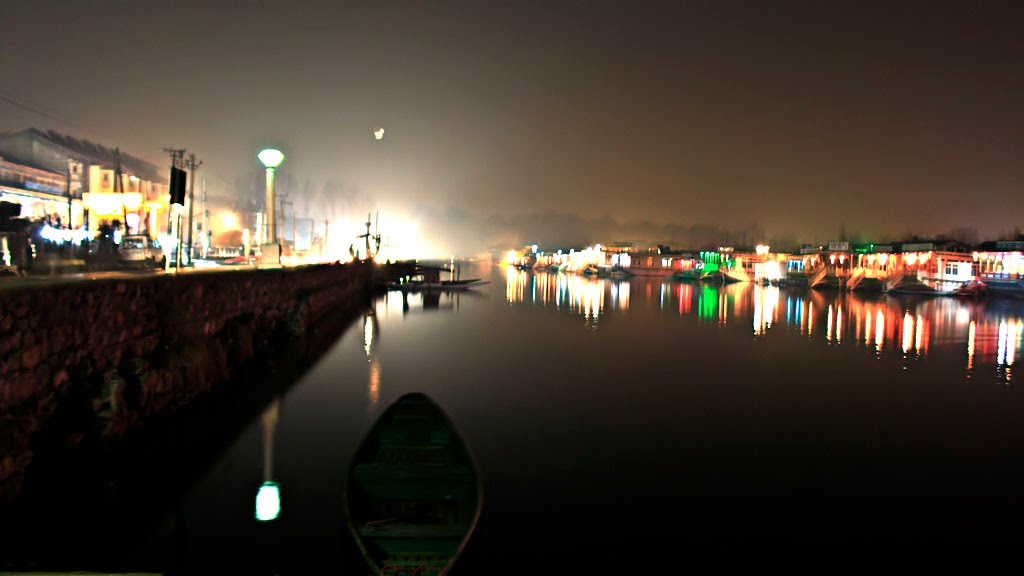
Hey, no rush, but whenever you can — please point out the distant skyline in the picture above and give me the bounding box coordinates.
[2,1,1021,254]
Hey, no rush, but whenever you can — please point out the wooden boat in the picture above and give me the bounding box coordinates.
[387,279,489,292]
[700,269,742,284]
[953,280,987,298]
[672,268,703,282]
[608,266,631,279]
[345,393,483,576]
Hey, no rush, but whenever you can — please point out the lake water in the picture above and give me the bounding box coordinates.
[7,261,1024,573]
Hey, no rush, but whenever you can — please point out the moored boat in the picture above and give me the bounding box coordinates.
[953,279,987,298]
[700,269,742,284]
[388,279,489,291]
[608,265,631,278]
[672,268,703,282]
[345,393,483,576]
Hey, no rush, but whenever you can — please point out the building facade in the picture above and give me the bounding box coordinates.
[0,128,168,239]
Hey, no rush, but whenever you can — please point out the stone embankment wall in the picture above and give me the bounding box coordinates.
[0,262,374,500]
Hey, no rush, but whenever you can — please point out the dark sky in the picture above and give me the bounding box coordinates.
[2,1,1022,252]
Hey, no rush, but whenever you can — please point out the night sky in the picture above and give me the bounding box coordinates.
[2,1,1022,253]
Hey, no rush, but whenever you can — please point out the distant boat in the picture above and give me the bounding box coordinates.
[700,269,742,284]
[345,393,483,576]
[608,265,631,279]
[388,279,489,291]
[953,279,987,298]
[672,268,702,282]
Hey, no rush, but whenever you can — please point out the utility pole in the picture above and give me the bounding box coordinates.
[280,195,293,252]
[202,178,209,259]
[183,153,202,266]
[113,148,126,232]
[162,148,186,235]
[66,163,72,231]
[277,193,285,249]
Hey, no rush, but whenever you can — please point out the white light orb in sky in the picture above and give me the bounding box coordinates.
[374,127,384,140]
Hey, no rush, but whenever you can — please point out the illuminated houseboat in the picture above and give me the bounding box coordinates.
[780,253,810,286]
[671,256,704,281]
[805,242,856,290]
[803,242,904,292]
[884,240,976,295]
[731,245,786,285]
[625,248,693,276]
[973,240,1024,295]
[699,248,748,283]
[846,244,896,292]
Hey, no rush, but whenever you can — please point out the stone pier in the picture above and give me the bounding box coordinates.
[0,262,375,500]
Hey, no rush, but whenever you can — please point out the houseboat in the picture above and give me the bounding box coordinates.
[973,241,1024,296]
[846,245,895,292]
[625,249,694,276]
[699,248,748,284]
[779,254,809,287]
[731,245,786,285]
[804,242,895,292]
[805,242,855,290]
[883,240,976,295]
[672,259,704,281]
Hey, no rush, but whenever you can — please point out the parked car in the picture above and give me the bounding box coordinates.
[118,235,166,268]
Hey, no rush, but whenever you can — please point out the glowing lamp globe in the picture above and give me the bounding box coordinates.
[258,148,285,169]
[255,481,281,521]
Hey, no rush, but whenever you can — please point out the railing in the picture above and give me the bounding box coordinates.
[846,268,865,291]
[808,265,829,288]
[885,271,905,292]
[981,272,1024,281]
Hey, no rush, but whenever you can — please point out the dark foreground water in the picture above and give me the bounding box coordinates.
[6,262,1024,573]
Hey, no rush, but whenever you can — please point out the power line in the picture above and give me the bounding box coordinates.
[0,90,80,130]
[3,91,237,226]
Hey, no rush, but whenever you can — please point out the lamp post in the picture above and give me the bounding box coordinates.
[258,148,285,264]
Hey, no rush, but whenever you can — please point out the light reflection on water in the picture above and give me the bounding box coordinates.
[504,268,1024,384]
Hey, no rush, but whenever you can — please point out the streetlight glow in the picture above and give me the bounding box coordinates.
[258,148,285,169]
[255,481,281,521]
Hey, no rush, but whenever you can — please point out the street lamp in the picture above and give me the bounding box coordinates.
[258,148,285,264]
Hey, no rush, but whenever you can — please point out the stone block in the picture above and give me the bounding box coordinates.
[21,345,42,370]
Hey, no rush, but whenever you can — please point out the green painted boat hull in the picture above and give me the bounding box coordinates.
[345,393,482,576]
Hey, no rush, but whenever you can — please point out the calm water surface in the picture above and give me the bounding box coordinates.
[15,262,1024,572]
